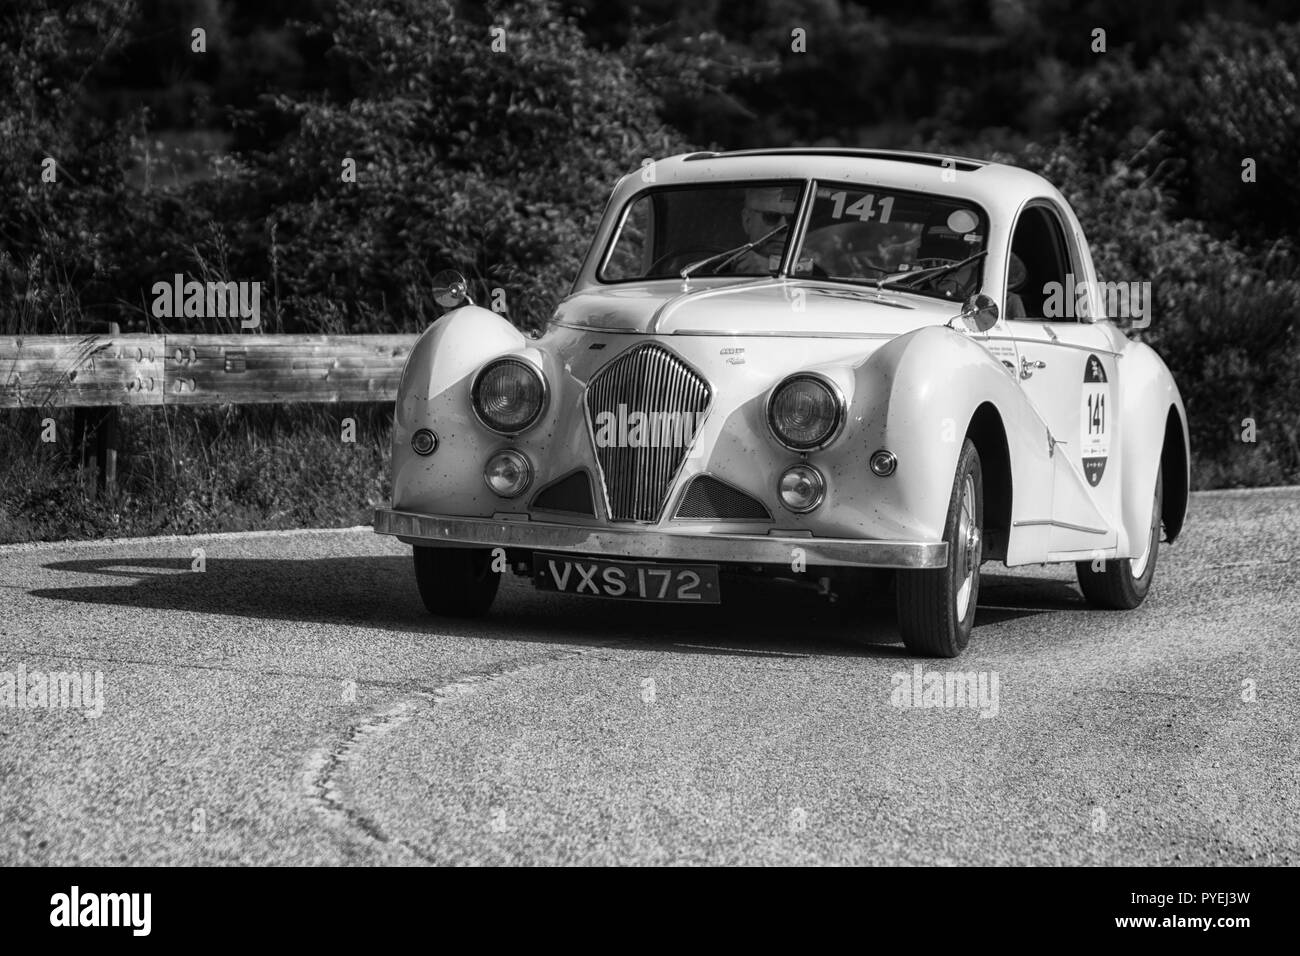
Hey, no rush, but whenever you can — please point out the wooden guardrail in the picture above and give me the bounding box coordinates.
[0,333,415,409]
[1,332,416,495]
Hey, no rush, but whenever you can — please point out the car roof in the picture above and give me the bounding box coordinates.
[631,148,1059,215]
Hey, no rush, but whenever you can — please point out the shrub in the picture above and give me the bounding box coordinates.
[984,139,1300,489]
[227,0,688,332]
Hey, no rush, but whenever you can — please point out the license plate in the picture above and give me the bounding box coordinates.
[533,553,720,604]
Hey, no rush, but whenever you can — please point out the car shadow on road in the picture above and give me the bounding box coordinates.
[31,556,1076,660]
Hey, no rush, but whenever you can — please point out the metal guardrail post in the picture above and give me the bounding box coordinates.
[70,321,120,497]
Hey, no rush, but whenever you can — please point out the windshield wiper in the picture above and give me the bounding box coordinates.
[876,250,988,292]
[680,223,789,280]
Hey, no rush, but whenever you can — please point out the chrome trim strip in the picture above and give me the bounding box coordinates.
[669,329,898,339]
[1013,518,1109,535]
[596,199,634,280]
[375,509,949,569]
[779,180,817,277]
[989,333,1120,357]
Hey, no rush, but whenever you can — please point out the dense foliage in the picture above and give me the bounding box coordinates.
[1,0,1297,541]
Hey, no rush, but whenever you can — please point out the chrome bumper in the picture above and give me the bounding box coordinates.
[373,509,948,570]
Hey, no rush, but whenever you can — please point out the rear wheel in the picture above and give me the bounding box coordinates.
[412,546,500,617]
[896,438,983,657]
[1076,467,1162,609]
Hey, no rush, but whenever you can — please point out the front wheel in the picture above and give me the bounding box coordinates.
[412,546,500,617]
[1075,467,1162,609]
[896,438,984,657]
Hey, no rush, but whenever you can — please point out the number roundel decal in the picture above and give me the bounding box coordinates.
[1081,354,1109,487]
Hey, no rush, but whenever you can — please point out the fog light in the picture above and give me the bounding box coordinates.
[870,449,897,477]
[778,464,825,513]
[411,429,438,456]
[484,449,532,498]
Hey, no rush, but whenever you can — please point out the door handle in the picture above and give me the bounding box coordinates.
[1020,356,1047,379]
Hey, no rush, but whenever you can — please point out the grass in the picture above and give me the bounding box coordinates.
[0,404,392,544]
[2,397,1292,545]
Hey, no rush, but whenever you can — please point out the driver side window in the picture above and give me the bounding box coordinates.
[1007,205,1075,321]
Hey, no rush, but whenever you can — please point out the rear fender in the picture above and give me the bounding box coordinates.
[1116,342,1189,554]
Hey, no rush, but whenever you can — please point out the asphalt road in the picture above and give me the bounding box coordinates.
[2,488,1297,866]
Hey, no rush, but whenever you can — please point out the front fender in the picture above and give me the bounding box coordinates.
[392,306,535,515]
[842,326,1053,545]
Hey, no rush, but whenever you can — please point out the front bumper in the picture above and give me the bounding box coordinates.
[373,509,948,570]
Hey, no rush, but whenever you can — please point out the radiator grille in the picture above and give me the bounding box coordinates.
[585,344,710,522]
[675,475,771,521]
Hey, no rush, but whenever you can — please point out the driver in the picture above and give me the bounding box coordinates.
[724,186,798,273]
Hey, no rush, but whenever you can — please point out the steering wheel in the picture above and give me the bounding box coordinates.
[934,275,966,299]
[844,253,891,277]
[793,259,832,280]
[648,247,728,276]
[910,257,962,276]
[887,257,961,290]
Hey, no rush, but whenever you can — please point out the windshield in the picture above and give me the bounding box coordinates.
[599,181,803,281]
[796,183,989,301]
[599,178,989,302]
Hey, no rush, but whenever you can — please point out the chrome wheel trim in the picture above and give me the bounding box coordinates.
[954,473,981,620]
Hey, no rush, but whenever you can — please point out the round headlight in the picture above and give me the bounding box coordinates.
[767,375,843,450]
[484,449,532,498]
[778,464,825,513]
[472,359,545,434]
[411,428,438,456]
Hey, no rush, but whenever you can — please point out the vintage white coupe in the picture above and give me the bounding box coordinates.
[374,148,1189,657]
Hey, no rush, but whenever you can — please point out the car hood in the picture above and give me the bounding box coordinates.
[551,278,963,337]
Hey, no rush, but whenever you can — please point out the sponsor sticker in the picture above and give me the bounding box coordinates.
[947,209,978,234]
[1081,354,1109,486]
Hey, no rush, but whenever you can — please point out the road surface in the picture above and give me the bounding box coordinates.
[1,489,1296,865]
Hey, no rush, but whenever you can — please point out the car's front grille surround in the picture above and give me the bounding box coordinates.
[584,344,711,522]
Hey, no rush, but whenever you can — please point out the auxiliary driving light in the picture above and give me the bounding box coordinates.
[411,428,438,456]
[778,464,825,513]
[484,449,532,498]
[869,449,898,477]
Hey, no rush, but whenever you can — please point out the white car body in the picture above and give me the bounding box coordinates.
[375,148,1190,655]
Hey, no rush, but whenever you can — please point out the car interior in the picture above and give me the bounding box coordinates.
[1008,204,1075,320]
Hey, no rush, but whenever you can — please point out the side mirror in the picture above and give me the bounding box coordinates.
[432,269,472,309]
[956,293,999,333]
